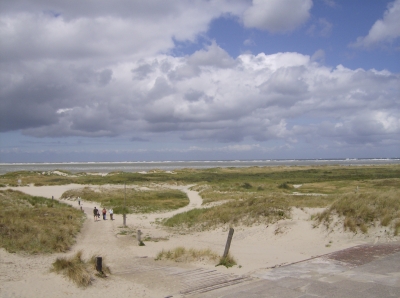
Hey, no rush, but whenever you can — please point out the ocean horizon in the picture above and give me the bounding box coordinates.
[1,158,399,175]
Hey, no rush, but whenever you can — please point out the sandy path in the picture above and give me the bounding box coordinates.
[1,184,202,297]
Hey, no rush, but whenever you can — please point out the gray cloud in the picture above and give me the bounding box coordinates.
[1,0,399,155]
[243,0,312,32]
[2,47,398,148]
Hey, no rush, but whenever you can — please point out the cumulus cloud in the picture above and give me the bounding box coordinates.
[351,0,400,48]
[2,43,398,149]
[1,0,399,158]
[243,0,313,32]
[0,0,247,64]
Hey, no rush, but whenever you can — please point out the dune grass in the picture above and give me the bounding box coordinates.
[1,165,399,235]
[315,190,400,235]
[52,251,111,287]
[61,187,189,214]
[2,165,399,188]
[216,253,237,268]
[155,246,237,268]
[155,246,219,263]
[163,195,292,230]
[0,190,84,254]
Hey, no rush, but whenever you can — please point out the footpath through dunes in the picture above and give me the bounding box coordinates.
[2,183,400,297]
[0,183,223,297]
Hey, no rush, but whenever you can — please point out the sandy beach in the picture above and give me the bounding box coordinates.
[1,183,398,297]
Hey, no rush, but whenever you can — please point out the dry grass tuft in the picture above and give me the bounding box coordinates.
[52,251,111,287]
[155,246,238,268]
[216,253,237,268]
[155,246,219,263]
[52,251,92,287]
[315,190,400,235]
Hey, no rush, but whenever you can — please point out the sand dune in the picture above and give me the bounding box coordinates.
[1,184,398,297]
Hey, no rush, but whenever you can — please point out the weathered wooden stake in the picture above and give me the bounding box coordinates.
[123,214,127,227]
[137,229,142,245]
[223,228,234,258]
[96,256,102,272]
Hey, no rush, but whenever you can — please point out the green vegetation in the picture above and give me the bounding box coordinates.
[216,253,237,268]
[155,246,219,263]
[278,182,292,189]
[315,190,400,235]
[1,165,399,235]
[155,246,237,268]
[61,187,189,214]
[51,251,111,287]
[2,165,399,189]
[163,195,291,230]
[0,190,84,254]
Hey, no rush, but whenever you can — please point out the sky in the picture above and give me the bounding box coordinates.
[0,0,399,163]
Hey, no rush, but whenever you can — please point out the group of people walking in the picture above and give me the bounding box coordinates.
[93,207,113,221]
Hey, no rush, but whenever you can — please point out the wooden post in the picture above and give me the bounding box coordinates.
[137,229,142,245]
[123,182,127,227]
[223,228,234,258]
[96,257,102,272]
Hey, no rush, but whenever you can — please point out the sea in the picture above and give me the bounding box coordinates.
[0,159,399,175]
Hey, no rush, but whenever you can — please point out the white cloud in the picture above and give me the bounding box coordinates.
[3,45,397,149]
[243,0,313,32]
[1,0,399,158]
[352,0,400,48]
[0,1,247,63]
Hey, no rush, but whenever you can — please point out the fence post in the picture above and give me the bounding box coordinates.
[223,228,234,258]
[96,256,102,272]
[137,229,142,245]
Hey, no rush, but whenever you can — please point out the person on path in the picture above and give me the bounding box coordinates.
[109,208,113,220]
[102,208,107,220]
[93,207,98,222]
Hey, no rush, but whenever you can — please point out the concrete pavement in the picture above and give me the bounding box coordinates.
[190,242,400,298]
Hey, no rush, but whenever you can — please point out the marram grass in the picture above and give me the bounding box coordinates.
[0,190,84,254]
[163,195,291,230]
[51,251,111,287]
[155,246,219,263]
[315,190,400,235]
[61,187,189,214]
[155,246,237,268]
